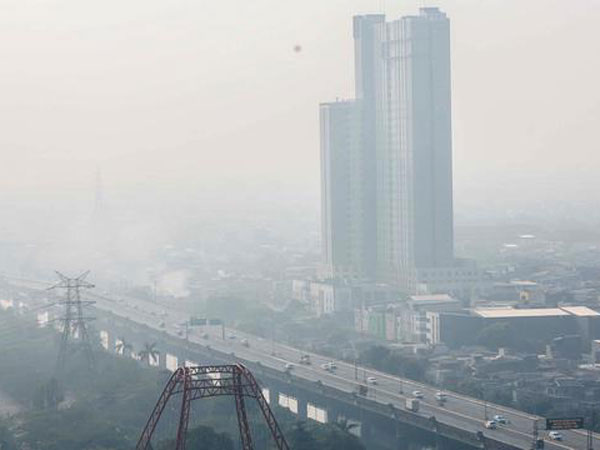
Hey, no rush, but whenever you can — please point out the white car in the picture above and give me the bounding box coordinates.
[412,390,424,399]
[284,363,294,371]
[435,391,447,401]
[493,414,507,424]
[484,420,497,430]
[366,376,378,385]
[321,362,334,371]
[548,431,563,441]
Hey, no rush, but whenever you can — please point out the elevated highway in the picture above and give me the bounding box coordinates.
[2,274,598,450]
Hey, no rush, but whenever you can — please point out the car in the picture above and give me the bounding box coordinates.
[299,354,311,365]
[284,363,294,371]
[548,431,563,441]
[435,391,447,401]
[366,376,378,385]
[321,362,337,371]
[412,390,424,399]
[176,329,184,337]
[158,320,165,328]
[484,420,497,430]
[201,332,209,339]
[493,415,508,425]
[228,334,237,340]
[241,338,249,347]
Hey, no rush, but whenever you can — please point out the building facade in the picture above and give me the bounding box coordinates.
[319,100,368,280]
[321,8,463,293]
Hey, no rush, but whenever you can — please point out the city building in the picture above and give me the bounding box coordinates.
[320,8,478,296]
[400,294,462,343]
[320,100,371,281]
[427,306,600,348]
[291,279,352,316]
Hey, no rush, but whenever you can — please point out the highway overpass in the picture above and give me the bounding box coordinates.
[2,274,598,450]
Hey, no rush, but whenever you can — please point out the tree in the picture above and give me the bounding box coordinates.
[0,420,17,450]
[138,342,159,365]
[115,338,133,356]
[333,418,359,434]
[289,421,365,450]
[33,378,64,410]
[156,425,234,450]
[288,422,319,450]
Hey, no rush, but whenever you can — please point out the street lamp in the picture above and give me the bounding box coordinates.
[483,391,488,421]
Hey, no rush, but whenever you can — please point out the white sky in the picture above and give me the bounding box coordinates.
[1,0,599,214]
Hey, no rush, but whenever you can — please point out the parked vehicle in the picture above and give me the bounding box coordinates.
[366,376,378,385]
[484,420,497,430]
[284,363,294,371]
[405,398,420,412]
[241,338,249,347]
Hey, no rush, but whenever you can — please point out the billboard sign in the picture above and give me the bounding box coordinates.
[545,417,584,430]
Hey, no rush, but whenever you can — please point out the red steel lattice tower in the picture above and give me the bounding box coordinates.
[136,364,290,450]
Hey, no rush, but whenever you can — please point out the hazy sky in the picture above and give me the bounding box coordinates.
[1,0,600,215]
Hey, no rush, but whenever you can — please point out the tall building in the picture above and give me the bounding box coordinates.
[319,100,366,280]
[377,7,454,289]
[321,7,473,295]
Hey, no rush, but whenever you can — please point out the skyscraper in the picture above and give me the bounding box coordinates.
[319,100,365,280]
[321,7,469,294]
[377,7,454,289]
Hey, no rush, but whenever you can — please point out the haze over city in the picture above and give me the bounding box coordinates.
[1,1,600,223]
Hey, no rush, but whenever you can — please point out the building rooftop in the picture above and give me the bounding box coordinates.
[473,307,570,319]
[409,294,455,303]
[559,306,600,317]
[473,306,600,319]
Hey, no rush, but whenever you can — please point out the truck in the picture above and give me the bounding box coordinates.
[405,398,420,412]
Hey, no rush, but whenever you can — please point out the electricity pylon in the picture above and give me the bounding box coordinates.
[50,271,96,372]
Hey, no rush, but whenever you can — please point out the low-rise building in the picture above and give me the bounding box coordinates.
[401,294,462,344]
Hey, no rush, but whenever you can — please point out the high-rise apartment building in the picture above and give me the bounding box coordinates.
[376,7,454,289]
[319,100,366,280]
[321,7,475,295]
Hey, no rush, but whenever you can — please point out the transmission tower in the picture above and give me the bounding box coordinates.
[137,364,290,450]
[50,271,96,372]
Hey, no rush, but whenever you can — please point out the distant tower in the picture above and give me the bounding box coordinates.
[321,8,459,293]
[377,7,454,289]
[50,271,96,372]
